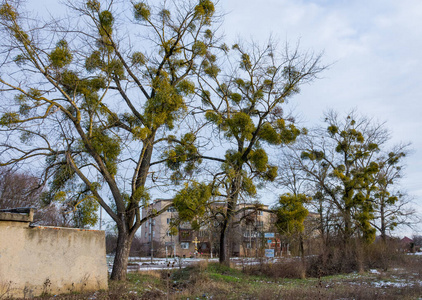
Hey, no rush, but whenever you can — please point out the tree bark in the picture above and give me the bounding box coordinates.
[219,221,229,265]
[299,233,304,260]
[343,207,353,247]
[218,172,242,265]
[110,226,134,281]
[380,198,386,242]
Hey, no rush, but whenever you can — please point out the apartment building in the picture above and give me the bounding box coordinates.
[228,203,273,257]
[140,198,274,258]
[139,199,209,257]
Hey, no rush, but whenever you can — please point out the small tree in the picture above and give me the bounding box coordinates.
[274,193,310,258]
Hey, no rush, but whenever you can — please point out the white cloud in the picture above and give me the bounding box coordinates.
[221,0,422,232]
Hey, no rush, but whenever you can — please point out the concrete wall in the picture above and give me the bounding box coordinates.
[0,215,108,298]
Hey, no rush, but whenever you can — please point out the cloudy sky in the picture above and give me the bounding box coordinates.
[25,0,421,234]
[220,0,422,233]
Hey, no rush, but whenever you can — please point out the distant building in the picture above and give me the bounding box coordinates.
[139,199,185,257]
[400,236,414,252]
[231,203,273,257]
[140,199,273,258]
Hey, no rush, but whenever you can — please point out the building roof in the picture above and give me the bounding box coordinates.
[401,236,413,244]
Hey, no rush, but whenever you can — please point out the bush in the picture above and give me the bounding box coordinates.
[363,239,403,271]
[305,246,360,277]
[243,238,410,280]
[243,258,306,279]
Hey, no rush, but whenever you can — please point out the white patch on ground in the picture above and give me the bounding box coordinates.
[372,280,411,288]
[108,255,295,272]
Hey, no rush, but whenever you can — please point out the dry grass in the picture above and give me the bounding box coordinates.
[7,254,422,299]
[243,257,307,279]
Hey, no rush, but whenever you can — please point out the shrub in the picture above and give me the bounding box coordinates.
[363,239,403,271]
[306,245,361,277]
[243,258,306,279]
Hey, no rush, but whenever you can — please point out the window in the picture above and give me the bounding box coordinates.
[179,221,190,229]
[167,218,171,224]
[166,231,172,237]
[258,211,263,216]
[167,207,176,213]
[246,242,252,249]
[256,221,264,227]
[180,242,189,249]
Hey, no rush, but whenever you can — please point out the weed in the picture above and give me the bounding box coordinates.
[243,257,306,279]
[41,278,51,296]
[0,281,12,299]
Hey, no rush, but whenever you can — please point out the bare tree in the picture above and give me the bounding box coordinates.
[0,165,99,227]
[0,166,41,209]
[369,144,418,241]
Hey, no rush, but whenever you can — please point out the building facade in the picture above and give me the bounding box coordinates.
[140,199,209,258]
[140,199,274,258]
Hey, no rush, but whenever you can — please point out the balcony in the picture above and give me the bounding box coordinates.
[179,228,193,242]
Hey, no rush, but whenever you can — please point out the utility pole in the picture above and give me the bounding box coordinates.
[171,210,176,258]
[99,206,102,230]
[150,214,154,263]
[210,228,213,259]
[249,226,252,257]
[255,212,258,258]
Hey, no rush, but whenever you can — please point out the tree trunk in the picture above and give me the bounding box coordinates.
[109,134,153,280]
[219,220,230,265]
[380,198,386,242]
[299,233,304,260]
[110,228,134,281]
[299,233,306,278]
[218,172,241,265]
[318,200,327,247]
[343,207,352,247]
